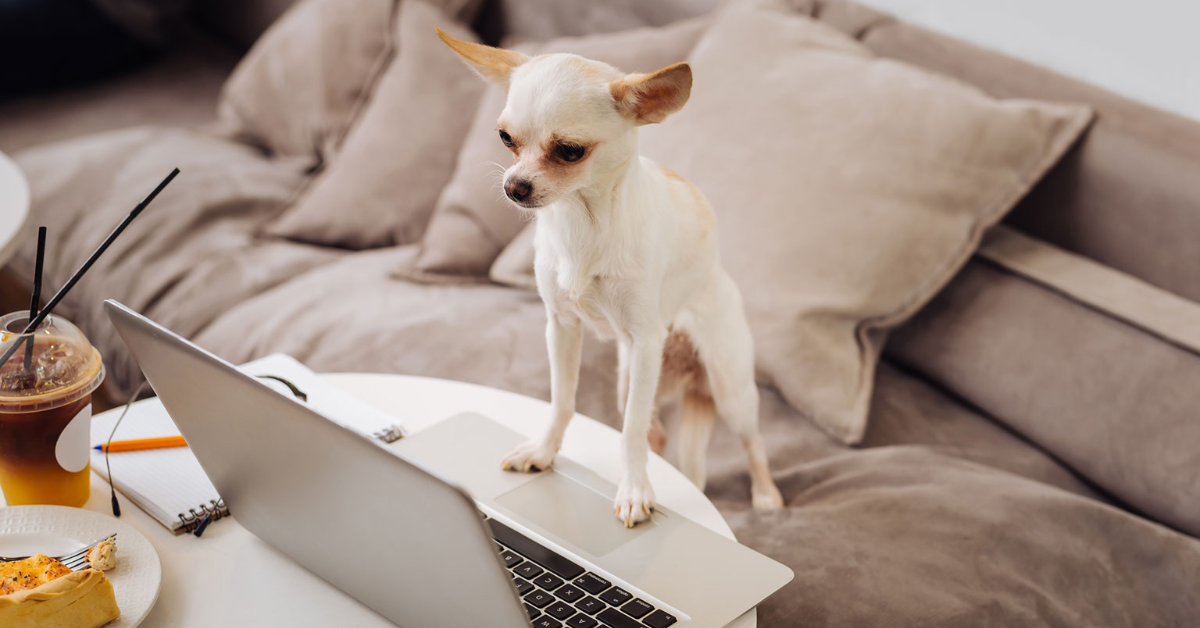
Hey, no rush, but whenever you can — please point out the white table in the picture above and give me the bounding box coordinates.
[0,151,30,268]
[2,374,755,627]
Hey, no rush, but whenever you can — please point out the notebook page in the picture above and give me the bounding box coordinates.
[90,400,212,532]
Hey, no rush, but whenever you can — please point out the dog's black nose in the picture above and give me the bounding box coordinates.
[505,179,532,203]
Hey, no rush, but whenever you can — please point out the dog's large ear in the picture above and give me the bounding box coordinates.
[609,62,692,126]
[436,28,528,84]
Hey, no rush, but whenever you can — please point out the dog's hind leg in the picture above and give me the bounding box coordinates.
[711,381,782,510]
[687,272,784,510]
[677,391,716,490]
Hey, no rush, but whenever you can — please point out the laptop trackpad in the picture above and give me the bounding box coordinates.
[496,471,656,557]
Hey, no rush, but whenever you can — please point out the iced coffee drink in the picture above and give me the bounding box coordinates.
[0,312,105,507]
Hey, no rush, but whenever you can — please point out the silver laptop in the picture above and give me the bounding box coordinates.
[105,300,792,628]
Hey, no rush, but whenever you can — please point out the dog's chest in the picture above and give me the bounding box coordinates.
[543,252,627,339]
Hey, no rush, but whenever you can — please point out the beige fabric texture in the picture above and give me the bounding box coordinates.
[264,1,486,249]
[630,2,1092,444]
[215,0,398,166]
[863,20,1200,305]
[978,226,1200,352]
[889,235,1200,536]
[403,16,711,280]
[488,222,537,289]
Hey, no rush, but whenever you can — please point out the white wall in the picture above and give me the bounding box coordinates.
[853,0,1200,121]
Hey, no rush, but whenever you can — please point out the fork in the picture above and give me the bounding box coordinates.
[0,534,116,571]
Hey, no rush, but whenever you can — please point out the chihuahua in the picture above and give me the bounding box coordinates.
[438,29,784,526]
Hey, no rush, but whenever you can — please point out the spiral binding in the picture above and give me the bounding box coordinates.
[177,499,230,533]
[373,424,405,444]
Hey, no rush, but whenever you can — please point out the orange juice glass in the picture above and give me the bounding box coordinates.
[0,312,104,507]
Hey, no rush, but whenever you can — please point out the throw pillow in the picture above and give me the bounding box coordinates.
[633,1,1092,443]
[263,0,486,248]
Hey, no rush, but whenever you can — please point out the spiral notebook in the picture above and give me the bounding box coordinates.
[90,354,407,534]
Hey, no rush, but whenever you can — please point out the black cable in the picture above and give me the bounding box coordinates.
[105,380,148,517]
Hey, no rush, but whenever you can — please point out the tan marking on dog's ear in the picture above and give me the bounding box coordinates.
[436,28,528,84]
[609,62,692,125]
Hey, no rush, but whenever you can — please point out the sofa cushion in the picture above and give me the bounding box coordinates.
[863,21,1200,305]
[626,1,1092,445]
[887,227,1200,536]
[402,16,710,280]
[215,0,398,166]
[263,1,485,249]
[710,446,1200,627]
[10,127,340,397]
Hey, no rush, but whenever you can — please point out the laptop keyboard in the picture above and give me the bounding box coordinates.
[484,515,678,628]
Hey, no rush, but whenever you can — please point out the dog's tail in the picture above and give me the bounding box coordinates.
[677,391,717,491]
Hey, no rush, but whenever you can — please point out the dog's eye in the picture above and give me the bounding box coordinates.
[498,130,515,148]
[556,143,586,162]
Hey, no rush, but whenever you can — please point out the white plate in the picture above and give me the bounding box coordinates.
[0,505,162,627]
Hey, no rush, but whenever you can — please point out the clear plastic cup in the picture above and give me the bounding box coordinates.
[0,312,105,507]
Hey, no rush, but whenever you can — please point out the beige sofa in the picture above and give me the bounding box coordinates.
[3,1,1199,625]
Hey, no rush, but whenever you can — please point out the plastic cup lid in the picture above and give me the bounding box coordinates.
[0,312,105,412]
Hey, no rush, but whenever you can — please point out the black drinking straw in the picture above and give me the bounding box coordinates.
[22,226,46,371]
[0,168,180,368]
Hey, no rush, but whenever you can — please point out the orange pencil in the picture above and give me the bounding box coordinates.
[94,436,188,453]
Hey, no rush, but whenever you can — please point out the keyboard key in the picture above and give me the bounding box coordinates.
[642,609,677,628]
[545,601,576,620]
[532,617,562,628]
[501,551,523,568]
[526,590,555,608]
[575,596,605,615]
[556,584,585,603]
[535,573,564,591]
[514,578,535,595]
[488,520,585,580]
[575,573,612,595]
[525,603,541,620]
[514,562,544,580]
[496,542,505,553]
[598,587,631,607]
[621,599,653,619]
[565,615,598,628]
[596,607,641,628]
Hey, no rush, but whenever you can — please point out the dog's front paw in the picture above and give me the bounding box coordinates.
[501,440,558,472]
[614,476,656,528]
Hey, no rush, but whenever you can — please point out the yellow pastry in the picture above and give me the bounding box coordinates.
[0,566,121,628]
[0,554,73,595]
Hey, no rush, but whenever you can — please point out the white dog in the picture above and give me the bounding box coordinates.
[439,29,784,527]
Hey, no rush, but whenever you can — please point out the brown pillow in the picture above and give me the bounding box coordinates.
[215,0,399,166]
[400,16,711,280]
[888,227,1200,536]
[630,2,1092,443]
[264,0,486,249]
